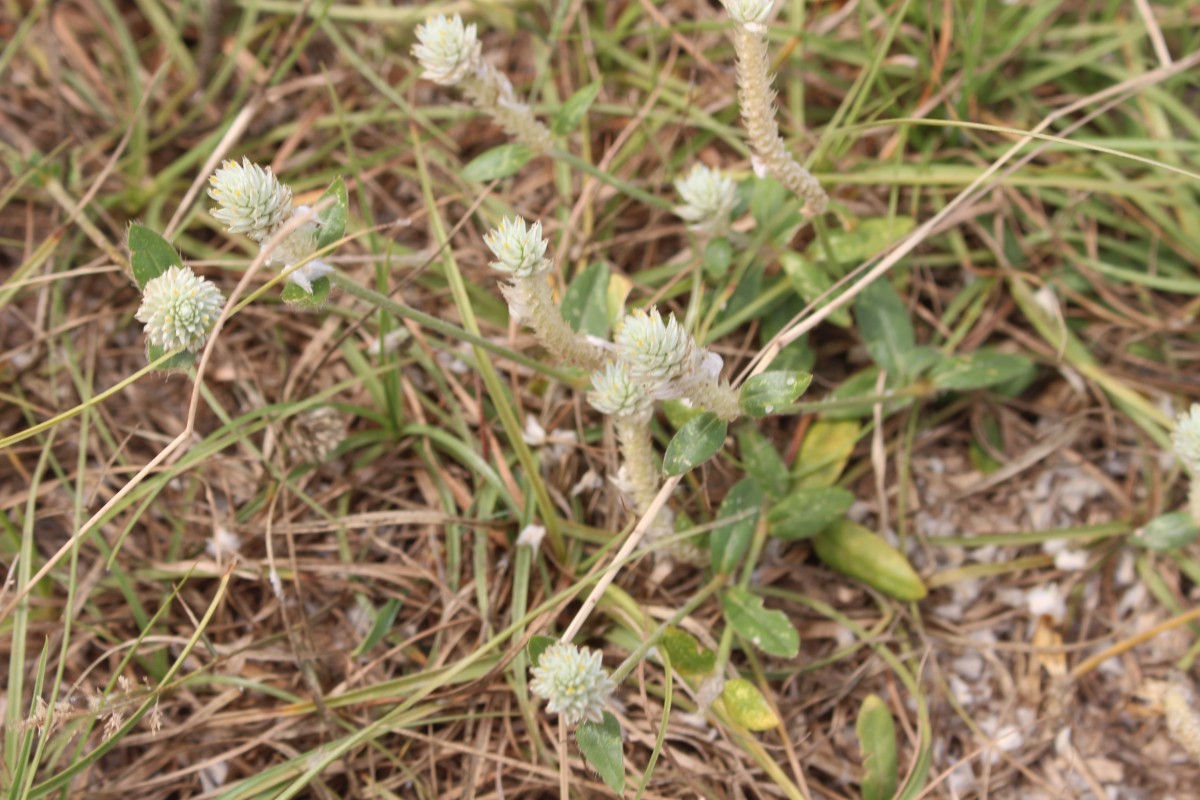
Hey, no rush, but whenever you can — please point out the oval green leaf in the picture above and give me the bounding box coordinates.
[553,81,601,135]
[314,175,348,251]
[461,143,534,182]
[738,427,788,499]
[128,224,183,290]
[854,279,916,378]
[813,520,927,601]
[856,694,899,800]
[721,585,799,658]
[528,635,558,667]
[929,349,1034,391]
[1131,512,1200,551]
[575,711,625,792]
[660,626,716,678]
[720,678,778,731]
[281,275,331,309]
[146,342,195,372]
[662,412,727,476]
[767,486,854,541]
[740,371,813,417]
[560,262,611,337]
[709,479,763,574]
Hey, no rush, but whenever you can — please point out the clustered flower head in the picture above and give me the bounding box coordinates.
[674,164,738,235]
[483,217,550,278]
[529,642,616,726]
[721,0,774,29]
[208,158,333,294]
[616,307,697,388]
[1174,404,1200,473]
[413,14,482,86]
[412,14,555,155]
[588,361,652,419]
[136,265,225,353]
[208,158,293,240]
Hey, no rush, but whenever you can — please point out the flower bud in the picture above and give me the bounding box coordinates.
[530,642,616,726]
[135,266,224,352]
[413,14,482,86]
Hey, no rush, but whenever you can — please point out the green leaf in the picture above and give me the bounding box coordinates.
[560,262,611,337]
[351,598,401,657]
[703,237,733,279]
[709,479,763,574]
[662,412,727,476]
[528,635,558,667]
[779,252,851,327]
[813,520,927,601]
[721,586,799,658]
[739,371,813,417]
[793,419,861,488]
[1131,512,1200,551]
[281,275,331,310]
[767,486,854,541]
[146,342,195,372]
[575,711,625,792]
[461,143,534,182]
[738,427,788,499]
[553,81,601,135]
[929,349,1035,391]
[314,175,348,251]
[854,279,915,377]
[720,678,778,731]
[856,695,899,800]
[821,367,915,420]
[128,224,183,290]
[659,627,716,678]
[805,217,915,276]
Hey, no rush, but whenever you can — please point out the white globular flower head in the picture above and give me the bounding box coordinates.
[412,14,482,86]
[616,307,695,385]
[208,157,293,241]
[674,164,738,232]
[483,217,550,278]
[136,266,225,353]
[1173,404,1200,472]
[529,642,616,726]
[589,361,652,419]
[722,0,774,28]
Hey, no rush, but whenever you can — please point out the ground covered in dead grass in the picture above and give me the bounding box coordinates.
[3,1,1200,798]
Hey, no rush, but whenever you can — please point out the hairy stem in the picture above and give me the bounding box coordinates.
[462,64,555,155]
[731,25,827,216]
[507,275,608,371]
[615,414,661,517]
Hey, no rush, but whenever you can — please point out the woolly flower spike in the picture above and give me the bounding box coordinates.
[530,642,616,726]
[208,158,293,240]
[589,361,652,419]
[413,14,482,86]
[674,164,738,235]
[722,0,774,28]
[616,307,695,386]
[136,266,224,353]
[1174,405,1200,473]
[484,217,550,278]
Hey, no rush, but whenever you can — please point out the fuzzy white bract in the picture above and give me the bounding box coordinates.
[136,266,224,352]
[413,14,482,86]
[588,361,652,418]
[484,217,550,278]
[1174,404,1200,472]
[674,164,737,233]
[530,642,615,726]
[615,307,695,385]
[722,0,774,26]
[208,157,293,240]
